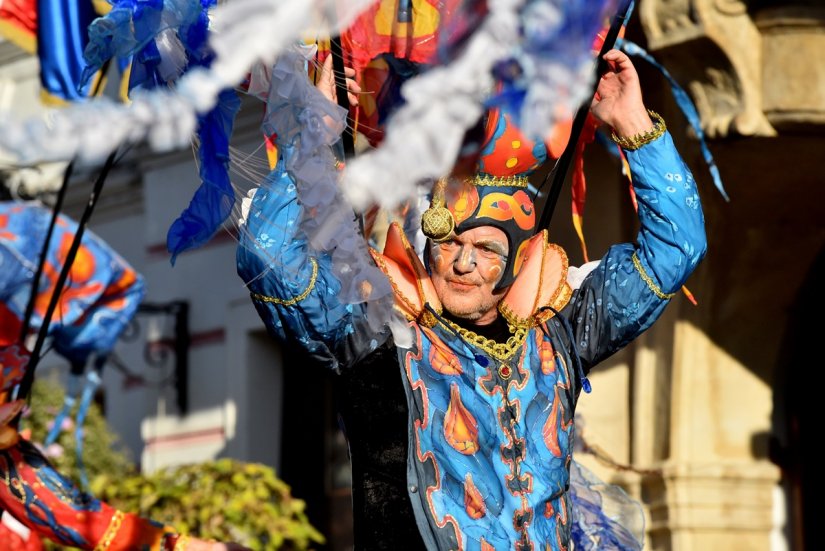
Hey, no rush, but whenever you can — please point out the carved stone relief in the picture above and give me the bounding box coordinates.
[640,0,776,137]
[756,6,825,130]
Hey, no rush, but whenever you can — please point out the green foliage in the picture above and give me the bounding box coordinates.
[21,377,324,550]
[93,460,326,550]
[22,376,134,484]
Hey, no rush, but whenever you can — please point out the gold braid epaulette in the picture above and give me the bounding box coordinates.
[632,251,676,299]
[250,258,318,306]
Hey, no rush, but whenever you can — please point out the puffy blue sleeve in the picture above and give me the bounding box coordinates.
[562,131,707,370]
[236,165,387,371]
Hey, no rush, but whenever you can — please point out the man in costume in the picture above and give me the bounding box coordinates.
[0,201,239,550]
[238,48,705,550]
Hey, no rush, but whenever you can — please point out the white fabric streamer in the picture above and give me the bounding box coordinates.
[0,0,375,163]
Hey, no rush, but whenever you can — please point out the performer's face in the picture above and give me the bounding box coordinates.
[429,226,509,325]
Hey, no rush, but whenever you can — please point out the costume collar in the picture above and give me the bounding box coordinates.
[372,223,572,328]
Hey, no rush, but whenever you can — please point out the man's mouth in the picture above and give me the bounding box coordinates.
[447,280,478,290]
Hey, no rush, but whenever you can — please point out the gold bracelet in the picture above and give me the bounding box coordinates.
[611,110,666,150]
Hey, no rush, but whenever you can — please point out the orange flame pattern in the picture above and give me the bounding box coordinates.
[463,473,486,519]
[444,384,480,455]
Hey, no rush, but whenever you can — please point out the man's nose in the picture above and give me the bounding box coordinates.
[453,246,475,273]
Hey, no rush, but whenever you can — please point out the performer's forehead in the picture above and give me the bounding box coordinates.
[455,225,508,245]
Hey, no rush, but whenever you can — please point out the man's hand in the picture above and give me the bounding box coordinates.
[316,54,361,107]
[589,49,653,137]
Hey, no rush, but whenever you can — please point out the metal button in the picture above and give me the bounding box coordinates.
[409,485,418,493]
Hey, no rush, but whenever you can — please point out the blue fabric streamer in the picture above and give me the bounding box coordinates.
[619,38,729,201]
[73,369,102,489]
[44,395,76,447]
[38,0,99,101]
[82,0,208,92]
[82,0,239,261]
[488,0,613,125]
[166,89,241,264]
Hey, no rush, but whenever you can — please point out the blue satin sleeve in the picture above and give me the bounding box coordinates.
[563,131,707,370]
[236,166,387,371]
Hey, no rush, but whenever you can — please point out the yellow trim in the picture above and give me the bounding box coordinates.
[119,61,133,104]
[611,110,667,151]
[530,230,548,316]
[92,0,112,15]
[632,251,676,299]
[572,213,589,263]
[40,89,70,107]
[250,258,318,306]
[39,68,107,106]
[94,510,125,551]
[545,243,571,311]
[0,21,36,53]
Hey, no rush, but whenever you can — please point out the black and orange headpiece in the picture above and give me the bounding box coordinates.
[422,109,547,289]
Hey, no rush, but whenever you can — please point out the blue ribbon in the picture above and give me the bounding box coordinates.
[619,38,729,201]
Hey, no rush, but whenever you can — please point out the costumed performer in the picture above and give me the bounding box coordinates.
[0,201,244,550]
[237,48,706,550]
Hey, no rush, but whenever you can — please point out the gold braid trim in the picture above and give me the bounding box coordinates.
[250,258,318,306]
[536,283,572,324]
[610,110,667,151]
[439,318,528,362]
[369,251,420,320]
[498,239,573,327]
[497,302,532,329]
[471,173,529,188]
[632,251,676,299]
[94,510,125,551]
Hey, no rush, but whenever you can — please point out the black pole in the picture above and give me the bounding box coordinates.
[19,160,75,342]
[17,59,112,343]
[330,36,355,158]
[16,151,118,401]
[537,0,634,232]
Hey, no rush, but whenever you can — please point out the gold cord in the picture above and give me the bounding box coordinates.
[632,251,676,299]
[250,258,318,306]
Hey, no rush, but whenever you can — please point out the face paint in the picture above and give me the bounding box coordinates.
[429,226,510,325]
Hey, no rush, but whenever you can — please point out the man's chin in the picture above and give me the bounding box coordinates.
[443,304,482,322]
